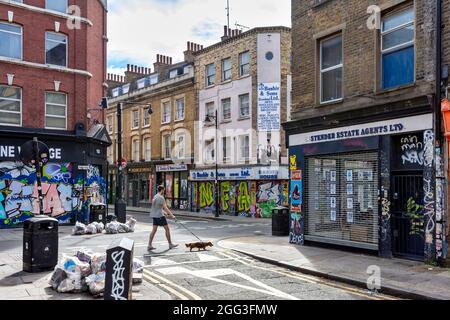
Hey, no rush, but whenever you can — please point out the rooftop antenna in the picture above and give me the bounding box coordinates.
[226,0,230,30]
[235,22,250,31]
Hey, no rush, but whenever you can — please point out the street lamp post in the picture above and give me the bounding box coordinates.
[115,101,153,223]
[206,110,220,218]
[115,102,127,223]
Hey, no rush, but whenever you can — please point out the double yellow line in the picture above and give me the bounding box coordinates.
[143,269,202,300]
[219,250,400,301]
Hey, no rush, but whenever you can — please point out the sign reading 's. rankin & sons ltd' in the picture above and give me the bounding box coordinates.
[289,114,433,147]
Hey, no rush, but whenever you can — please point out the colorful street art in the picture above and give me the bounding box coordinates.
[193,180,289,218]
[0,162,106,228]
[199,181,215,212]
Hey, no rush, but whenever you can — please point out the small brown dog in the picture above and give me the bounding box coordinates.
[185,242,214,252]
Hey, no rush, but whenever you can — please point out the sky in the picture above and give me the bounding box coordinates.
[107,0,291,75]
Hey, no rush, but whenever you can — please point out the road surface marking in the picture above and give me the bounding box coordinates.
[221,251,396,301]
[154,266,299,300]
[144,269,202,300]
[143,273,190,300]
[197,253,223,262]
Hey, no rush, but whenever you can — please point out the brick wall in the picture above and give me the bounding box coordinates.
[0,0,106,130]
[291,0,436,121]
[107,79,196,164]
[194,27,291,159]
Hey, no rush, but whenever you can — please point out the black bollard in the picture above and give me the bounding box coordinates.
[104,238,134,300]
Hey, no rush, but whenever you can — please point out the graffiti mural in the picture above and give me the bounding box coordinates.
[199,182,215,212]
[0,162,106,228]
[423,130,435,249]
[255,181,288,218]
[193,180,289,218]
[237,181,251,217]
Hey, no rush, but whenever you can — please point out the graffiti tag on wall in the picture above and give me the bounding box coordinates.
[0,162,106,228]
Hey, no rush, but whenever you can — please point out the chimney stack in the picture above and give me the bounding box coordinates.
[184,41,204,62]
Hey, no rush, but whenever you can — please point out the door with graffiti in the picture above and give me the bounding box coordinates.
[391,133,426,260]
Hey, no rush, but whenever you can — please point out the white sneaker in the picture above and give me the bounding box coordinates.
[169,244,179,250]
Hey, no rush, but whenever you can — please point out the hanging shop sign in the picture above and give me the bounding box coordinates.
[156,164,188,172]
[258,82,281,132]
[289,114,433,147]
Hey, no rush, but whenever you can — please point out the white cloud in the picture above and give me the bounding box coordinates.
[107,0,291,75]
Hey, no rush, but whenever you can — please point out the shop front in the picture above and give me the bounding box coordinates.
[126,165,154,208]
[156,164,190,210]
[287,111,442,261]
[190,166,289,218]
[0,132,109,228]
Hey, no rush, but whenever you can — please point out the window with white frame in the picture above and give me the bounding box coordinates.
[206,63,215,86]
[175,98,185,121]
[239,135,250,161]
[320,34,343,103]
[45,92,67,129]
[381,6,415,89]
[0,85,21,126]
[169,69,178,79]
[239,94,250,118]
[46,0,68,13]
[137,74,158,89]
[205,139,215,163]
[162,101,171,124]
[45,32,67,67]
[239,51,250,76]
[176,133,186,159]
[0,22,22,60]
[205,102,215,122]
[107,115,113,133]
[144,138,151,162]
[222,57,232,81]
[143,107,151,127]
[222,136,231,163]
[132,139,140,162]
[221,98,231,121]
[163,134,172,159]
[132,110,139,129]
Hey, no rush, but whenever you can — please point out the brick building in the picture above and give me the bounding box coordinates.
[284,0,448,264]
[106,45,198,210]
[0,0,110,228]
[191,26,292,218]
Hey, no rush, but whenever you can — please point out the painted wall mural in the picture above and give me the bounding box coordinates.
[193,180,288,218]
[0,162,106,228]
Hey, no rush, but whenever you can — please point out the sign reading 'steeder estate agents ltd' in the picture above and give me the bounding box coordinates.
[258,83,281,132]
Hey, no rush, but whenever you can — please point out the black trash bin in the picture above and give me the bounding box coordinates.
[23,216,59,273]
[272,207,290,236]
[89,204,107,225]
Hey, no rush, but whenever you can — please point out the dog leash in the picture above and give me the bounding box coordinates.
[174,218,204,243]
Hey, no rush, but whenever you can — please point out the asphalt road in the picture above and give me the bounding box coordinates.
[113,212,398,301]
[0,212,400,300]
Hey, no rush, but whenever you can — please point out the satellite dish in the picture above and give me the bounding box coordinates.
[20,140,50,166]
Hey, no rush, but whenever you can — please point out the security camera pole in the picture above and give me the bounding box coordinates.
[32,138,45,216]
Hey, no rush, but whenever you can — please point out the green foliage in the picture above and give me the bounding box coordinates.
[405,197,424,236]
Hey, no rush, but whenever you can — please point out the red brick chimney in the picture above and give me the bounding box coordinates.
[154,54,173,73]
[124,64,150,82]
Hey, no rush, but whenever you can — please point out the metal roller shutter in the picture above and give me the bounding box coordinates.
[305,152,379,250]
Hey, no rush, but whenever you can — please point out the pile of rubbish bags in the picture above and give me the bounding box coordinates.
[72,217,137,236]
[49,249,145,297]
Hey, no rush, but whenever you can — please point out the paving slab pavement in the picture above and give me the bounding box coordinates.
[218,235,450,300]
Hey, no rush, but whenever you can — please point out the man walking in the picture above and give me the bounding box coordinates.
[148,186,179,251]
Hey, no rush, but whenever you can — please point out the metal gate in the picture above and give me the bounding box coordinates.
[305,152,379,250]
[391,172,425,260]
